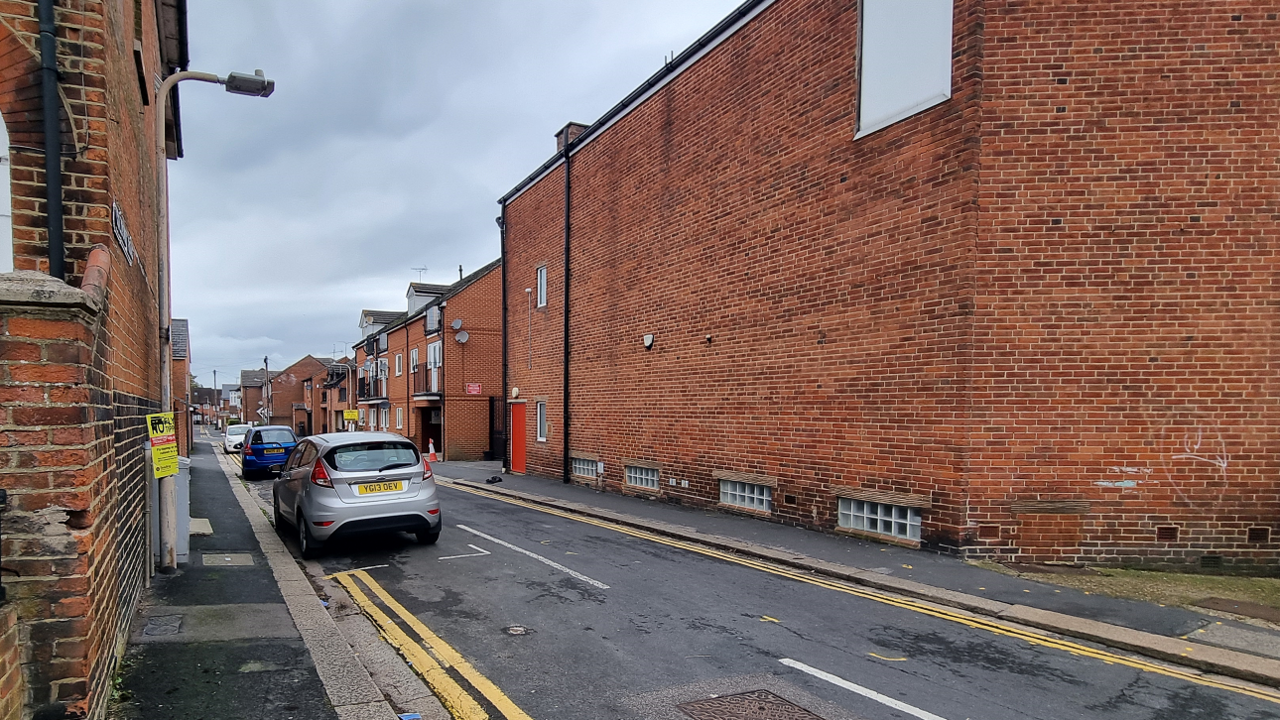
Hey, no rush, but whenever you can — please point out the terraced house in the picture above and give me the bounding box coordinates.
[354,261,503,460]
[500,0,1279,569]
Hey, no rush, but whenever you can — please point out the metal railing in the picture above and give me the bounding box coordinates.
[357,377,387,400]
[412,367,439,395]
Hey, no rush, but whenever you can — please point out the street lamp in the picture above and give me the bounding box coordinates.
[155,68,274,573]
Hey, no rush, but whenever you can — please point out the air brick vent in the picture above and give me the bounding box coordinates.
[1156,526,1179,542]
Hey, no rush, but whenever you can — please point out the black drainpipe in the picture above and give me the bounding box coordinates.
[38,0,64,280]
[497,208,509,470]
[561,143,572,483]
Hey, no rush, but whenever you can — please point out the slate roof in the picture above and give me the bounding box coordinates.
[409,282,451,296]
[239,369,283,387]
[171,319,189,360]
[361,309,402,326]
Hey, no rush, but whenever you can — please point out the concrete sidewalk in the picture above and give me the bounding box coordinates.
[432,460,1280,690]
[111,435,444,720]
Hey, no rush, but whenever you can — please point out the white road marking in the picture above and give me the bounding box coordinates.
[324,563,389,578]
[779,658,947,720]
[455,524,609,589]
[438,544,493,561]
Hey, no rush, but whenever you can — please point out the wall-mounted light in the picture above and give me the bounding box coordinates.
[643,334,655,350]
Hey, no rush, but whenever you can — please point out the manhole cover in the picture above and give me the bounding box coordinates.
[678,690,826,720]
[202,553,254,566]
[504,625,529,636]
[142,615,183,637]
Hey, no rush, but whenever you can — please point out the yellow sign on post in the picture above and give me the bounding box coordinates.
[343,409,359,423]
[147,412,179,478]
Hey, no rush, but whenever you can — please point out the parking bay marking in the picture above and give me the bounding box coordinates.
[455,524,609,589]
[438,544,492,561]
[438,479,1280,706]
[780,658,947,720]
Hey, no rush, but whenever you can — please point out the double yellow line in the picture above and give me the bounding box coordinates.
[333,569,533,720]
[440,480,1280,707]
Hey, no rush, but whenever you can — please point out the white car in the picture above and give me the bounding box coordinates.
[223,424,251,454]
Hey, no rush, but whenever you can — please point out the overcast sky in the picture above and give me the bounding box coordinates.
[172,0,745,387]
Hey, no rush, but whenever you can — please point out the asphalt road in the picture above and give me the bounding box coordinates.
[263,471,1280,720]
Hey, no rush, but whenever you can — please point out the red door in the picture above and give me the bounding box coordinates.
[509,402,526,474]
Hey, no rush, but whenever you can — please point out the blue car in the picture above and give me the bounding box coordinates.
[241,425,298,480]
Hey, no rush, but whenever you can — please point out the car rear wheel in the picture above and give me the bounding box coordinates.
[297,513,324,559]
[415,526,440,545]
[273,492,288,533]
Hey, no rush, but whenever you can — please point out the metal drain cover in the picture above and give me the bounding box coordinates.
[678,690,826,720]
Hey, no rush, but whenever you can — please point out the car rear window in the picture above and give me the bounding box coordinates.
[227,426,250,437]
[251,429,296,445]
[325,442,420,472]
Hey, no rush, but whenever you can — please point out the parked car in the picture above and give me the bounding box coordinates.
[223,423,251,454]
[272,432,440,558]
[241,425,298,480]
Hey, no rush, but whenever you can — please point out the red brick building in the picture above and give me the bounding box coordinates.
[239,368,281,426]
[355,261,503,460]
[300,357,355,436]
[267,355,330,433]
[0,1,198,716]
[501,0,1280,569]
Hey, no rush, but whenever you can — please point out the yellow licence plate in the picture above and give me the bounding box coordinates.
[357,481,403,495]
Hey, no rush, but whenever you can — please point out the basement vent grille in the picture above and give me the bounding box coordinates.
[1156,526,1179,542]
[625,465,659,490]
[1200,555,1224,570]
[839,498,921,540]
[1247,527,1271,544]
[720,480,772,513]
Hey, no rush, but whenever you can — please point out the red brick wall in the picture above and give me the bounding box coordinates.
[967,1,1280,568]
[0,605,22,720]
[441,266,501,461]
[268,356,327,429]
[505,0,980,520]
[0,0,176,714]
[502,0,1277,568]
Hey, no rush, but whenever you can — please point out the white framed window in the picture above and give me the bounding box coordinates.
[536,401,547,441]
[857,0,954,138]
[378,358,389,379]
[536,266,547,307]
[720,480,772,513]
[625,465,659,490]
[409,348,418,372]
[396,407,403,429]
[427,341,442,393]
[380,408,389,430]
[839,499,921,541]
[571,457,598,478]
[395,353,403,376]
[358,408,366,424]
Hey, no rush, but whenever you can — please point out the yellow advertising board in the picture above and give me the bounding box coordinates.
[146,412,179,478]
[343,409,359,422]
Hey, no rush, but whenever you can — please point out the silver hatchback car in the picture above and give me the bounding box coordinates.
[272,432,441,558]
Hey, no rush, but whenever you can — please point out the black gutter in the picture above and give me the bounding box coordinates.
[497,0,772,205]
[38,0,64,280]
[561,143,571,483]
[497,208,509,470]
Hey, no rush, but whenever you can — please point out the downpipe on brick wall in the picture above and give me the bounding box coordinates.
[497,207,509,471]
[38,0,65,280]
[561,139,572,483]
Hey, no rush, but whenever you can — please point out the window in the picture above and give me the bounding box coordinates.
[571,457,598,478]
[396,407,403,429]
[409,348,418,372]
[378,332,389,352]
[358,408,365,424]
[536,401,547,441]
[378,359,389,379]
[320,390,327,402]
[720,480,772,513]
[395,353,403,376]
[857,0,954,137]
[625,465,659,490]
[536,266,547,307]
[425,306,441,333]
[380,408,389,430]
[838,499,921,540]
[338,386,347,402]
[327,441,419,471]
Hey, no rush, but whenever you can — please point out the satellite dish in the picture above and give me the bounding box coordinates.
[451,319,463,330]
[456,331,470,344]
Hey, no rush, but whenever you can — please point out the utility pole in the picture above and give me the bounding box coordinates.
[264,355,271,423]
[212,369,217,429]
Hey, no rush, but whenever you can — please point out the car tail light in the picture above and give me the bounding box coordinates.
[310,462,333,488]
[423,466,433,479]
[312,520,334,527]
[427,508,439,515]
